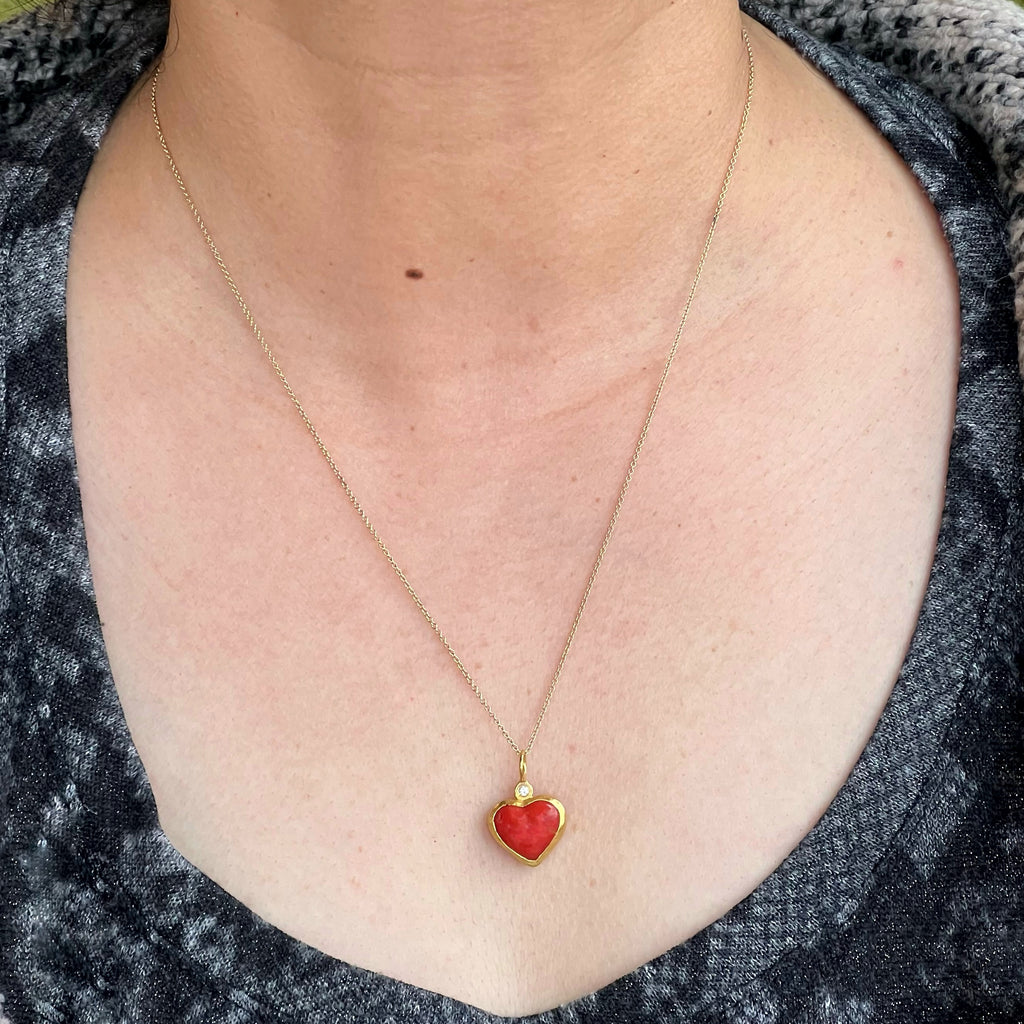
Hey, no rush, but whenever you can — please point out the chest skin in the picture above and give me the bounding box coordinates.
[63,18,963,1017]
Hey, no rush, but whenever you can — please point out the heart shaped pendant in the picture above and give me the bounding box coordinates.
[488,752,566,865]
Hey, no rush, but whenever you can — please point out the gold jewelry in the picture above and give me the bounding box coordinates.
[148,30,754,866]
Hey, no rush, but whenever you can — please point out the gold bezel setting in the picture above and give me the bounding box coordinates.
[488,756,566,865]
[488,793,566,866]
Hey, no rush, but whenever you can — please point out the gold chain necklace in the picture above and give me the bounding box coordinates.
[148,31,754,866]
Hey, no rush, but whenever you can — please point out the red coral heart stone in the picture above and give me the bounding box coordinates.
[492,799,562,862]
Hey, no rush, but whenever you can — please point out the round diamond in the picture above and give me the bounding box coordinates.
[516,783,531,798]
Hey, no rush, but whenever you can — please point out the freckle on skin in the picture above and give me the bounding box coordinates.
[405,268,424,279]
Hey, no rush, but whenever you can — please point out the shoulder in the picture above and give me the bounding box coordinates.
[753,0,1024,363]
[747,0,1011,201]
[745,0,1015,354]
[731,3,1021,513]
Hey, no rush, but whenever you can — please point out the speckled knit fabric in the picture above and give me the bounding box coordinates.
[1,1,1023,1022]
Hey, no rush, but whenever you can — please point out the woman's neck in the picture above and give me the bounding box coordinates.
[150,0,756,381]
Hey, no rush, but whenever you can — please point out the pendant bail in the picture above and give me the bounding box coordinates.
[514,750,533,801]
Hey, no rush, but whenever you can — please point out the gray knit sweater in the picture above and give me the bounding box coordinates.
[1,1,1023,1022]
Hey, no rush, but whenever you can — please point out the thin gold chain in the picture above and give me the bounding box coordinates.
[148,31,755,758]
